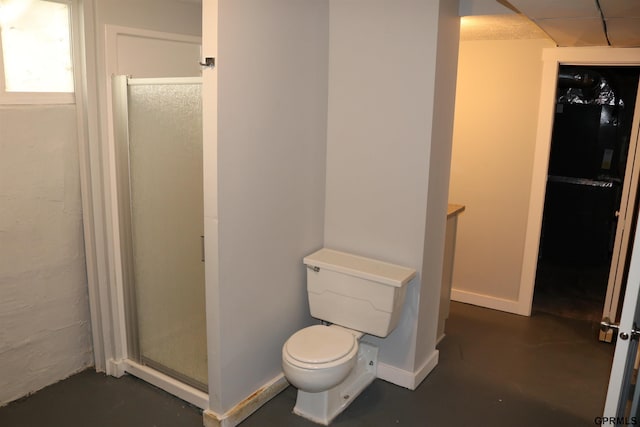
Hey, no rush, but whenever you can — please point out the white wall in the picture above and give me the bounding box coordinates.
[458,0,514,16]
[414,0,460,369]
[0,106,93,405]
[96,0,201,37]
[325,0,458,386]
[213,0,328,413]
[449,38,555,308]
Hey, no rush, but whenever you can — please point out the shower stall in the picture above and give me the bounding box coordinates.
[111,76,208,395]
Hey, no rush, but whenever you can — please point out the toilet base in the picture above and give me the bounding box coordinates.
[292,342,378,425]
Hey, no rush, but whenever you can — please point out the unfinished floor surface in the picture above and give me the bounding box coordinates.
[0,302,614,427]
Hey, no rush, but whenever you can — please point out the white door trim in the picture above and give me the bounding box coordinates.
[519,47,640,317]
[603,202,640,415]
[73,0,116,373]
[104,25,202,78]
[201,0,221,414]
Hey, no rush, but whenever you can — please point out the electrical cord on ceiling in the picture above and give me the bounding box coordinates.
[595,0,612,46]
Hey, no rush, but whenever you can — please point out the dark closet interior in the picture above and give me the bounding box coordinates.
[533,65,640,323]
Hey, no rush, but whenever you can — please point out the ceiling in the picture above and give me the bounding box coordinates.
[460,14,548,41]
[503,0,640,47]
[173,0,639,48]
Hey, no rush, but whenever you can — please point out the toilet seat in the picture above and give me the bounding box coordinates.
[284,325,358,370]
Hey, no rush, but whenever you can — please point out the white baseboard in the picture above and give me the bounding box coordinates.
[451,288,527,316]
[377,350,438,391]
[107,358,126,378]
[412,350,439,389]
[203,374,289,427]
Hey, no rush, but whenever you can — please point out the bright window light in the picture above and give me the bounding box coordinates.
[0,0,73,93]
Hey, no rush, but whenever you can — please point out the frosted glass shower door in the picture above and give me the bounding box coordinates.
[113,76,207,391]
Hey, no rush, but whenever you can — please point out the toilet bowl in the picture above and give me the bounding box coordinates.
[282,325,360,393]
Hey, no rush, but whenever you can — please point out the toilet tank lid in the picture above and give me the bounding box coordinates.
[303,248,416,288]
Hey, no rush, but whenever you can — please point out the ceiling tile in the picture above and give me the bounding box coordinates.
[606,18,640,47]
[534,17,608,46]
[506,0,599,19]
[460,15,550,41]
[599,0,640,18]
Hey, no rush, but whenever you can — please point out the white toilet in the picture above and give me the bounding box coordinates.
[282,248,415,425]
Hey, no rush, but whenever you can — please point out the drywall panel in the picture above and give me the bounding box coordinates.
[449,38,555,303]
[324,0,453,377]
[414,0,460,371]
[459,0,515,16]
[215,0,328,413]
[0,105,93,405]
[97,0,201,37]
[115,33,201,78]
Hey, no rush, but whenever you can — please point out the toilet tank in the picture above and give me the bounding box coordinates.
[303,249,416,338]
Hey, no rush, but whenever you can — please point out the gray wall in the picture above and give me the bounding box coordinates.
[324,0,458,383]
[415,0,460,368]
[95,0,201,36]
[214,0,329,412]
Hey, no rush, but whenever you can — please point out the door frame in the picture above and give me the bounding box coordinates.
[603,120,640,416]
[600,79,640,341]
[519,47,640,316]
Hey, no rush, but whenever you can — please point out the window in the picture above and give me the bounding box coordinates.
[0,0,74,104]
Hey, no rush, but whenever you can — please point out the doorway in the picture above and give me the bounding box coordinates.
[533,66,640,323]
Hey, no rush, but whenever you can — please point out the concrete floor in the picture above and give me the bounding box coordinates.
[0,302,614,427]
